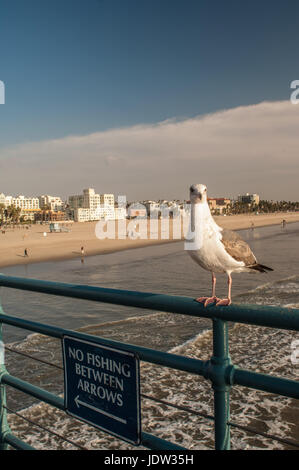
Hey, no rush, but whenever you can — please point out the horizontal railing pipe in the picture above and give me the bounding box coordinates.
[3,432,35,450]
[1,274,299,450]
[0,312,206,377]
[0,373,186,451]
[232,367,299,399]
[0,373,65,411]
[0,275,299,331]
[3,311,297,402]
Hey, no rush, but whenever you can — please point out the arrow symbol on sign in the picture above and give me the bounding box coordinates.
[74,395,127,424]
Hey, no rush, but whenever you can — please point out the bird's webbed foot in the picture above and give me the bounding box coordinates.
[215,298,232,307]
[195,296,221,307]
[195,296,209,304]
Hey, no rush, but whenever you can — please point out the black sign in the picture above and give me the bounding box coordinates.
[62,335,141,445]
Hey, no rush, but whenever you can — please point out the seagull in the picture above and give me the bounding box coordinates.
[185,183,273,306]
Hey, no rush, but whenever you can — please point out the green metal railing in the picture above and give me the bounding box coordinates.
[0,274,298,450]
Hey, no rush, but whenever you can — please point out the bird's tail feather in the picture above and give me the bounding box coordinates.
[249,263,273,273]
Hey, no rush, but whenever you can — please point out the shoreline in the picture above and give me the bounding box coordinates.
[0,212,298,270]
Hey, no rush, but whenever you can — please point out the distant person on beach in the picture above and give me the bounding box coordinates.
[24,248,28,257]
[251,222,254,230]
[282,219,287,228]
[80,246,85,264]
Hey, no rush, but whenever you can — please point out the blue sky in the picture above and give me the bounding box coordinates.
[0,0,299,199]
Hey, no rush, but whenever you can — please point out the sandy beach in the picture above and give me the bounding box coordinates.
[0,212,298,269]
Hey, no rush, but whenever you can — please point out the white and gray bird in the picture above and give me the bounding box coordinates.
[185,183,273,306]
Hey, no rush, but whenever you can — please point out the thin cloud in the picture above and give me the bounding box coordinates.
[0,100,298,200]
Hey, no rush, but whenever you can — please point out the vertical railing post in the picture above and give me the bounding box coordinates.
[211,318,231,450]
[0,318,10,450]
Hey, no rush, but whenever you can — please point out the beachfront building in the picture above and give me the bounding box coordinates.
[238,193,260,205]
[69,189,114,210]
[11,195,40,211]
[20,209,42,221]
[68,188,120,222]
[9,195,41,221]
[34,210,67,222]
[68,194,83,209]
[0,193,6,206]
[114,207,127,220]
[39,195,64,211]
[69,188,114,210]
[83,188,100,209]
[143,200,187,219]
[143,201,161,217]
[0,193,41,222]
[208,198,231,215]
[0,193,39,210]
[73,206,115,222]
[4,195,12,207]
[100,193,115,206]
[127,203,147,219]
[0,193,17,208]
[69,188,93,209]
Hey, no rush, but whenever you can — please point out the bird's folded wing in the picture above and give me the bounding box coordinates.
[220,229,257,265]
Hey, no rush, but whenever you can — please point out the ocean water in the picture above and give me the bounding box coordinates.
[0,222,299,449]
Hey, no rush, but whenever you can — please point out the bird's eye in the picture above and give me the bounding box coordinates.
[190,186,195,193]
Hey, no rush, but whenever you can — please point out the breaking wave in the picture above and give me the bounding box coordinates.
[5,307,299,450]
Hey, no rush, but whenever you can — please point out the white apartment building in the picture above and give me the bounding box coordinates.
[13,195,40,221]
[114,207,127,220]
[0,193,13,207]
[5,196,12,206]
[82,188,100,210]
[39,195,64,211]
[238,193,260,205]
[143,200,184,218]
[69,188,118,222]
[69,188,95,209]
[68,195,83,209]
[100,194,114,206]
[69,188,115,210]
[74,206,116,223]
[12,195,40,210]
[0,193,41,221]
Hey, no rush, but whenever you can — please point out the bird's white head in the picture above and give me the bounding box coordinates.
[189,184,208,204]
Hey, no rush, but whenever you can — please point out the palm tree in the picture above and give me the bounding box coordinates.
[0,203,5,224]
[4,205,22,224]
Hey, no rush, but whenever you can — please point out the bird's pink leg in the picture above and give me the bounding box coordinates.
[216,274,232,306]
[196,273,220,306]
